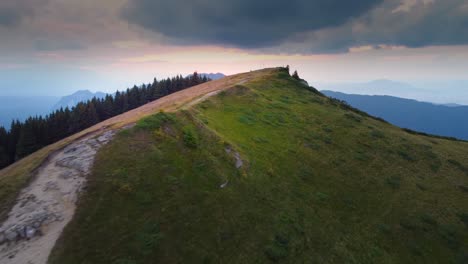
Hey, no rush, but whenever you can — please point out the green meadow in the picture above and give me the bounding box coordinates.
[50,68,468,263]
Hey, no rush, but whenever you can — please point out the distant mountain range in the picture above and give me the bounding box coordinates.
[0,91,107,129]
[53,90,107,110]
[187,73,226,80]
[0,96,59,129]
[0,73,228,130]
[316,79,468,105]
[322,90,468,140]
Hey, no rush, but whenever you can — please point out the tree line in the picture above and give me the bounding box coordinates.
[0,72,209,170]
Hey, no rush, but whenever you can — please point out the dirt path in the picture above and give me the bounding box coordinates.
[0,130,115,264]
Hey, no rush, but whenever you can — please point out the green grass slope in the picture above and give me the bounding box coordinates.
[50,68,468,264]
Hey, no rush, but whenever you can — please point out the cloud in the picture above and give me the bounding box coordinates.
[0,1,49,27]
[357,0,468,48]
[122,0,468,53]
[0,8,23,26]
[122,0,384,48]
[1,0,467,57]
[34,39,86,51]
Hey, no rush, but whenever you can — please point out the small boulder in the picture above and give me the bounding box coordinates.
[16,227,26,238]
[5,230,18,241]
[25,226,36,239]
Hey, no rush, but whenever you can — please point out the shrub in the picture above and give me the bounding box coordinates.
[118,183,133,194]
[264,234,289,262]
[386,176,401,189]
[316,192,329,201]
[113,258,137,264]
[438,224,461,250]
[137,112,175,130]
[136,222,164,256]
[408,243,423,256]
[183,128,198,148]
[292,70,300,80]
[458,213,468,227]
[252,137,269,143]
[397,150,416,162]
[430,162,441,172]
[371,130,385,139]
[458,185,468,193]
[378,224,391,234]
[279,95,291,104]
[416,183,428,191]
[400,218,418,231]
[238,115,256,125]
[420,213,438,226]
[344,113,362,123]
[448,159,468,175]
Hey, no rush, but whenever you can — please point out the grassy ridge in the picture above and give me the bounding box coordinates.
[50,69,468,263]
[0,68,270,224]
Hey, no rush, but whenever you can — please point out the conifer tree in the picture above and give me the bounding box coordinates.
[16,122,38,159]
[0,127,9,166]
[0,71,210,170]
[292,70,300,80]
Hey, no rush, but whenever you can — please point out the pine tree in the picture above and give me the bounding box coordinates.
[16,122,38,159]
[102,95,115,119]
[0,127,9,166]
[191,72,199,86]
[292,70,300,80]
[0,145,8,168]
[8,120,22,162]
[85,102,99,127]
[0,71,210,170]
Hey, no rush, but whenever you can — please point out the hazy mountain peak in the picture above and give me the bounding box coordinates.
[53,90,107,110]
[187,72,226,80]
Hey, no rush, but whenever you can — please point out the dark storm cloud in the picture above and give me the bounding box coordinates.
[0,8,23,26]
[285,0,468,53]
[122,0,468,53]
[0,1,49,27]
[122,0,384,48]
[34,39,86,51]
[368,0,468,48]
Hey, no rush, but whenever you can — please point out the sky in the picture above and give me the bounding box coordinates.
[0,0,467,97]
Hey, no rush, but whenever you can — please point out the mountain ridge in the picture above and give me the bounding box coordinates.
[317,79,468,105]
[322,90,468,140]
[0,68,467,263]
[48,68,468,263]
[52,90,107,110]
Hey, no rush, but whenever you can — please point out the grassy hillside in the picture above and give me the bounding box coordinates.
[0,69,264,223]
[50,68,468,263]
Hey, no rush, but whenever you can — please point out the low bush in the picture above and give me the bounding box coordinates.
[386,176,401,189]
[458,213,468,227]
[371,130,385,139]
[420,213,438,226]
[458,185,468,193]
[397,150,416,162]
[137,112,175,130]
[183,128,198,148]
[264,234,289,262]
[448,159,468,175]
